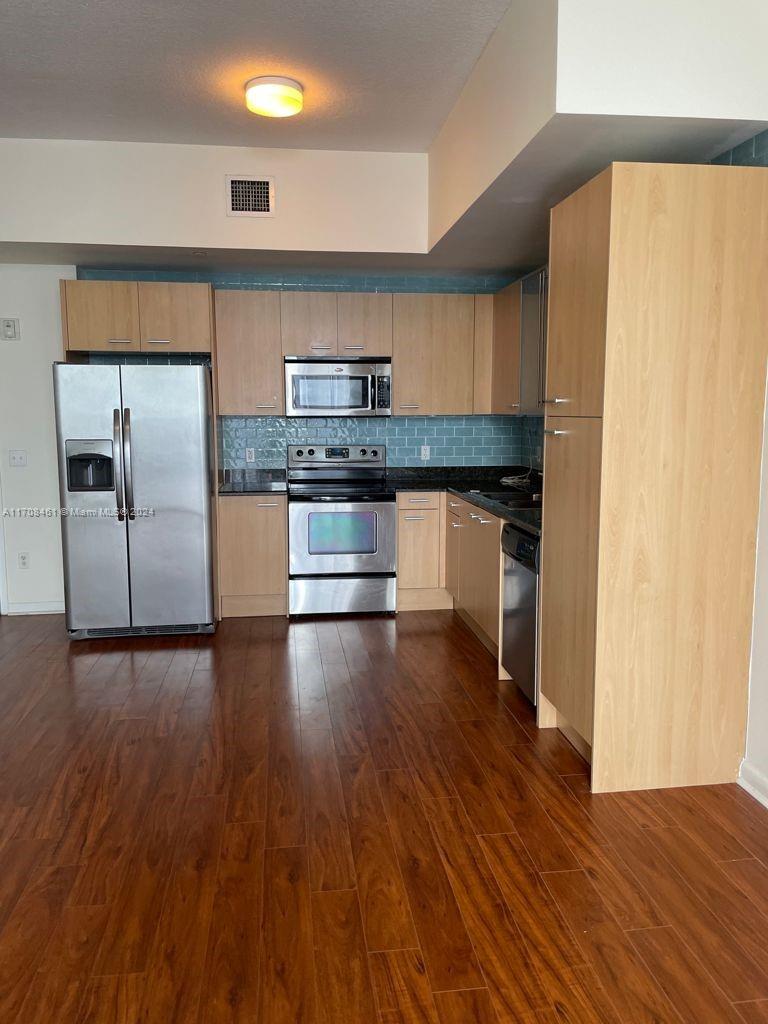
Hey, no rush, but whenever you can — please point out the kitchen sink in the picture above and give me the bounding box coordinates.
[472,491,542,508]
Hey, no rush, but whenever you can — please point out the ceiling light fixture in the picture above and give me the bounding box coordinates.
[244,76,303,118]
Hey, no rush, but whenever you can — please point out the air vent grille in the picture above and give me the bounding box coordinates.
[81,624,209,638]
[226,175,275,217]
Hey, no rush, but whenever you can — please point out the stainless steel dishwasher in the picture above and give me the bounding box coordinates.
[501,523,540,705]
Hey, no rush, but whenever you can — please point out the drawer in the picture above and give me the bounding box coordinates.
[397,491,440,510]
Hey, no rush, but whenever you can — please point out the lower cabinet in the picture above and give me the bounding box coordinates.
[455,504,502,650]
[218,495,287,616]
[395,492,452,610]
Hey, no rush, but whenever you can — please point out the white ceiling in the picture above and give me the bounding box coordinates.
[0,0,511,151]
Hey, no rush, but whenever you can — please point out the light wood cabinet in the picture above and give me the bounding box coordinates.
[280,291,338,356]
[218,495,287,616]
[445,508,461,599]
[491,281,521,414]
[540,162,768,793]
[138,282,213,352]
[392,294,474,415]
[61,280,212,353]
[337,292,392,357]
[545,170,611,416]
[215,290,283,415]
[539,417,602,744]
[397,509,440,590]
[60,280,141,352]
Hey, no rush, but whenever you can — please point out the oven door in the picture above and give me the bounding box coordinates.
[289,499,396,576]
[285,361,376,417]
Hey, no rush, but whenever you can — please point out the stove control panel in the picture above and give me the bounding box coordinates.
[288,444,385,466]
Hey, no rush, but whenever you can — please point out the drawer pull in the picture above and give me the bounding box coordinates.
[408,498,429,503]
[343,345,365,350]
[544,429,568,436]
[448,501,461,508]
[543,397,568,405]
[403,515,426,521]
[450,522,464,528]
[310,344,332,350]
[478,518,493,524]
[257,502,279,508]
[468,513,480,519]
[399,403,420,409]
[146,338,172,344]
[108,339,133,345]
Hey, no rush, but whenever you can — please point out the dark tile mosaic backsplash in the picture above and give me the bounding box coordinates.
[219,414,544,470]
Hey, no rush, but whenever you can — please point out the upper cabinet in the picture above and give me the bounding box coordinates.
[138,282,213,352]
[215,290,283,415]
[491,281,521,414]
[393,294,474,415]
[61,280,213,353]
[545,170,611,417]
[280,291,338,356]
[337,292,393,357]
[60,280,141,352]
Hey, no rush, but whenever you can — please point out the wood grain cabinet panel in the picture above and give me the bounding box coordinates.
[491,281,521,414]
[397,508,440,590]
[337,292,392,357]
[539,416,602,745]
[215,290,283,415]
[61,280,141,352]
[545,168,612,417]
[218,496,287,616]
[393,294,474,415]
[280,292,338,356]
[445,509,461,599]
[137,282,213,352]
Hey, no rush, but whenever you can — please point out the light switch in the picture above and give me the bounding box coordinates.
[9,450,27,467]
[1,318,20,341]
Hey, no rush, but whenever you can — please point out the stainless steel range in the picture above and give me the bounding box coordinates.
[287,444,396,615]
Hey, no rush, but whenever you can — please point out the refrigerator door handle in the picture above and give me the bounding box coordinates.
[123,407,135,520]
[113,409,125,522]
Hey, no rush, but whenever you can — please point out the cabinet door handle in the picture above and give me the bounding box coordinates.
[544,429,568,436]
[478,518,493,524]
[448,501,460,507]
[508,403,520,409]
[543,397,568,404]
[108,338,134,345]
[257,502,279,507]
[310,344,332,350]
[450,522,464,528]
[255,403,277,409]
[468,513,480,519]
[399,404,420,409]
[343,345,365,350]
[408,498,429,503]
[146,338,172,345]
[404,515,426,521]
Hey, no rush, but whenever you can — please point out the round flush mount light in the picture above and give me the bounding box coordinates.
[244,76,303,117]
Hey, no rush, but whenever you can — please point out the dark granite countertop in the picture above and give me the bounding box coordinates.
[219,469,287,494]
[218,464,543,538]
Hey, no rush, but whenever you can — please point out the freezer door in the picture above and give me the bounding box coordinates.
[120,365,214,627]
[53,364,131,630]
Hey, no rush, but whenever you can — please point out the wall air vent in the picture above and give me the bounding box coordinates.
[226,175,275,217]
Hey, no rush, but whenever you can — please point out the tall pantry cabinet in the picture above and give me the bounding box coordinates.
[540,162,768,793]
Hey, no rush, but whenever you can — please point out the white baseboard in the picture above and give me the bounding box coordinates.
[6,601,65,616]
[739,760,768,810]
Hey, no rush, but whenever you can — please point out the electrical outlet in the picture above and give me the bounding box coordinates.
[9,450,27,467]
[1,318,20,341]
[245,447,256,464]
[17,552,30,570]
[420,444,430,460]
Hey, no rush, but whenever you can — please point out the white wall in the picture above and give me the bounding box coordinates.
[742,393,768,807]
[427,0,558,248]
[556,0,768,119]
[0,140,427,256]
[0,265,73,614]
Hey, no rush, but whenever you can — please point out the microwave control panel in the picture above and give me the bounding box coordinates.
[376,375,391,411]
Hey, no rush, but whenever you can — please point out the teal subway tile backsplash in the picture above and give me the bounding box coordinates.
[77,268,518,293]
[219,415,544,470]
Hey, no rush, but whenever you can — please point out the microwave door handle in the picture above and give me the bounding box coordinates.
[113,408,125,522]
[123,407,135,521]
[370,373,376,411]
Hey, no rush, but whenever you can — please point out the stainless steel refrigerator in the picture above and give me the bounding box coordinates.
[53,363,215,639]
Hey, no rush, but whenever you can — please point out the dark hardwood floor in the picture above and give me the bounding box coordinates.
[0,609,767,1023]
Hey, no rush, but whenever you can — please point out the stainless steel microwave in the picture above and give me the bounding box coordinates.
[284,358,391,417]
